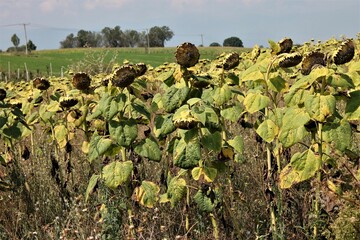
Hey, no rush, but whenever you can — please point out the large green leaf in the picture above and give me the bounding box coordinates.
[268,75,287,92]
[0,116,7,129]
[154,114,176,139]
[243,92,270,113]
[291,68,328,90]
[201,130,222,153]
[162,85,190,113]
[277,107,310,147]
[220,103,243,122]
[130,99,151,120]
[284,88,308,106]
[323,119,351,152]
[345,90,360,120]
[133,181,160,208]
[134,137,161,162]
[213,84,232,106]
[109,119,138,147]
[281,107,310,131]
[280,149,321,189]
[87,92,113,121]
[192,166,218,182]
[241,69,264,82]
[166,177,187,208]
[228,136,244,154]
[174,138,201,169]
[304,94,336,122]
[88,132,113,163]
[2,123,22,139]
[256,119,279,143]
[54,124,68,148]
[107,93,126,120]
[102,161,133,189]
[194,188,216,213]
[85,174,100,202]
[326,73,354,88]
[279,125,307,148]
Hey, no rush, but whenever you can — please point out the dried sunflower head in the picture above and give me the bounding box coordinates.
[173,117,199,130]
[333,39,355,65]
[278,38,293,54]
[223,52,240,70]
[175,42,200,68]
[59,97,78,109]
[251,45,261,61]
[72,72,91,90]
[301,51,325,75]
[111,65,137,88]
[278,52,302,68]
[134,63,147,77]
[33,77,50,90]
[0,88,6,101]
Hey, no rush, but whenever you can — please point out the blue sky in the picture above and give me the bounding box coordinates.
[0,0,359,50]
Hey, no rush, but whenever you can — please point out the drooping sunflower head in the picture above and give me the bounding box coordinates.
[72,72,91,90]
[173,117,199,130]
[111,65,137,88]
[33,77,50,91]
[223,52,240,70]
[251,44,261,61]
[175,42,200,68]
[301,51,325,75]
[134,63,147,77]
[0,88,6,101]
[278,37,293,54]
[278,52,303,68]
[332,39,355,65]
[59,96,79,109]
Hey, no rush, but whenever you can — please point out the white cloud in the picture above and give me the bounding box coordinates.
[83,0,130,10]
[39,0,71,13]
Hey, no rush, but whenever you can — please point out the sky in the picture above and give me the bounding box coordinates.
[0,0,359,50]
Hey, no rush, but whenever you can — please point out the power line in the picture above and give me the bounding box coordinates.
[0,23,30,54]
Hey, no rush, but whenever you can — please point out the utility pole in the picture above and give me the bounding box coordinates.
[146,28,150,54]
[0,23,30,55]
[200,34,204,47]
[23,23,30,55]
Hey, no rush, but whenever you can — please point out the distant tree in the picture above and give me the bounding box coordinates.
[101,26,125,47]
[76,30,101,48]
[223,36,243,47]
[123,30,140,47]
[210,42,221,47]
[27,40,37,51]
[11,34,20,51]
[60,33,77,48]
[148,26,174,47]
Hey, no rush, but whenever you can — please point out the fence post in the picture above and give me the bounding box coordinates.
[24,63,29,81]
[8,61,11,80]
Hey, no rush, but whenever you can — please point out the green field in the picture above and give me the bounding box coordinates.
[0,47,250,79]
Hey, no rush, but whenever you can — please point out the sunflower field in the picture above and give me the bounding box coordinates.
[0,37,359,240]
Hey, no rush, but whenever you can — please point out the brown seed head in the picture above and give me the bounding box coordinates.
[72,72,91,90]
[278,52,303,68]
[111,65,137,88]
[33,77,50,91]
[278,38,293,54]
[333,39,355,65]
[175,42,200,68]
[0,88,6,101]
[301,51,325,75]
[223,52,240,70]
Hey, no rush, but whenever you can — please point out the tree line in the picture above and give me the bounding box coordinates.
[60,25,174,48]
[3,24,244,52]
